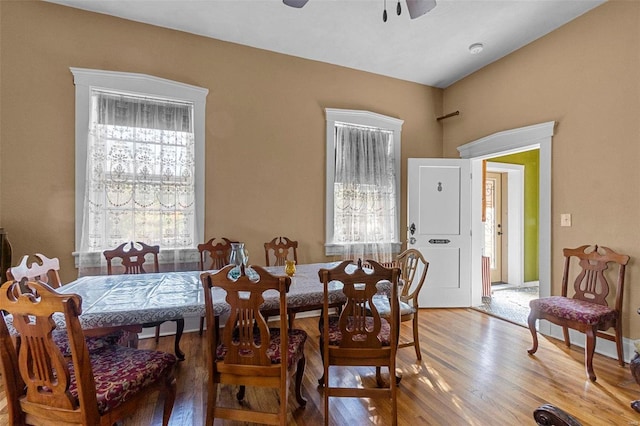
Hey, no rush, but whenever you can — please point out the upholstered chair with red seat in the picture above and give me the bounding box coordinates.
[527,244,630,382]
[319,260,401,426]
[201,264,307,425]
[0,279,177,426]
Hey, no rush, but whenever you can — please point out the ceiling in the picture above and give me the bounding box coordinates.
[45,0,605,88]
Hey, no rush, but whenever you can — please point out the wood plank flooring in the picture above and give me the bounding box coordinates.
[1,308,639,425]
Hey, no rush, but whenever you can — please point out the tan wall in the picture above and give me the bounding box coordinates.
[0,1,443,283]
[443,1,640,337]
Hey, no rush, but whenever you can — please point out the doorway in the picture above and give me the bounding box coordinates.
[479,158,538,325]
[457,121,553,332]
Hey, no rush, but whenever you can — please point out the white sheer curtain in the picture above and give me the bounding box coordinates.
[334,123,397,265]
[78,90,196,276]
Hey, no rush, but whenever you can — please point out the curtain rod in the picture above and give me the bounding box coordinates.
[436,111,460,121]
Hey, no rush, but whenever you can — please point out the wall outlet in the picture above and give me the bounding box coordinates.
[560,213,572,227]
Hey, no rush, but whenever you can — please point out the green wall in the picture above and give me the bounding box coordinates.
[489,150,539,282]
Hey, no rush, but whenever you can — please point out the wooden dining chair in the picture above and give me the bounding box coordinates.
[371,248,429,360]
[319,260,400,426]
[198,237,236,270]
[103,242,184,355]
[4,253,125,353]
[201,264,307,425]
[0,279,177,426]
[264,236,298,266]
[197,237,236,335]
[6,253,62,288]
[527,244,630,381]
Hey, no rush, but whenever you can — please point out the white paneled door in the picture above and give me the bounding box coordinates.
[408,158,472,307]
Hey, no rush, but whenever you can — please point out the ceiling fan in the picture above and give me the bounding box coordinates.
[283,0,437,21]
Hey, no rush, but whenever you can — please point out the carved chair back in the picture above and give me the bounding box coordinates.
[103,242,160,275]
[397,248,428,305]
[197,237,236,270]
[7,253,62,288]
[264,236,298,266]
[563,244,629,309]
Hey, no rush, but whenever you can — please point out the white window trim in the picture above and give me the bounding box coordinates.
[70,68,208,265]
[324,108,403,256]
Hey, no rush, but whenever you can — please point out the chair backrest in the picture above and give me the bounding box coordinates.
[201,264,291,367]
[7,253,62,288]
[562,245,630,309]
[320,260,400,349]
[396,249,428,303]
[103,241,160,275]
[197,237,236,270]
[0,280,101,423]
[264,236,298,266]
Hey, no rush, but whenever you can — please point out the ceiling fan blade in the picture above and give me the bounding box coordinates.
[283,0,309,8]
[406,0,437,19]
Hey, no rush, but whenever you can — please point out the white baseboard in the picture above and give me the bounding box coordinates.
[541,320,636,363]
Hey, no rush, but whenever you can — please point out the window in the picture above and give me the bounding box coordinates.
[71,68,208,267]
[325,109,403,262]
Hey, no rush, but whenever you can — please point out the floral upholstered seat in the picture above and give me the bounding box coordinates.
[529,296,618,325]
[68,345,177,414]
[215,327,307,367]
[323,315,392,346]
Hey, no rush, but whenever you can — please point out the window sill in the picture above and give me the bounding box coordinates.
[324,242,402,257]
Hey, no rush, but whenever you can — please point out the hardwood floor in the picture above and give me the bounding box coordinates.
[1,308,639,425]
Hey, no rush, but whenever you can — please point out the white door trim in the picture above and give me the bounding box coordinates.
[486,162,524,287]
[457,121,554,335]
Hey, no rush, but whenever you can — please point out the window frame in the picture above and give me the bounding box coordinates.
[324,108,403,256]
[71,68,208,264]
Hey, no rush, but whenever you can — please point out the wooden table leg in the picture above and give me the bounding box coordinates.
[174,318,185,361]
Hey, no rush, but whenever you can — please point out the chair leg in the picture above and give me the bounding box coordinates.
[527,311,539,355]
[237,385,246,401]
[376,366,384,387]
[155,325,161,343]
[295,355,307,406]
[615,320,625,367]
[206,382,217,425]
[562,325,571,348]
[163,374,177,426]
[323,371,330,426]
[288,310,297,330]
[412,315,421,361]
[585,327,597,382]
[174,318,186,361]
[199,316,205,336]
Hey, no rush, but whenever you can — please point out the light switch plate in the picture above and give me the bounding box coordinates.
[560,213,572,227]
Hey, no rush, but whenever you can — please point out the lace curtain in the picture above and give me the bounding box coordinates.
[78,90,196,276]
[334,123,397,264]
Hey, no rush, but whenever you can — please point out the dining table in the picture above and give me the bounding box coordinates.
[58,262,352,360]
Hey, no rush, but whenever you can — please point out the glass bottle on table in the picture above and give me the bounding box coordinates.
[285,259,296,277]
[228,242,247,279]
